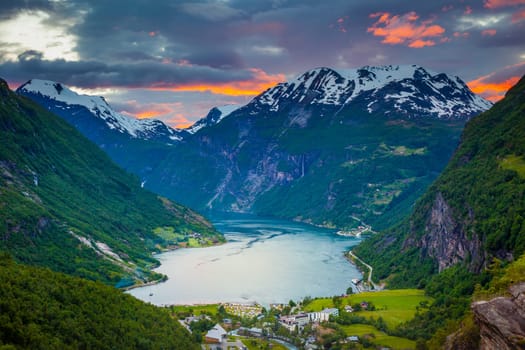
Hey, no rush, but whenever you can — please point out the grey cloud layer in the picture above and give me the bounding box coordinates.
[0,0,524,86]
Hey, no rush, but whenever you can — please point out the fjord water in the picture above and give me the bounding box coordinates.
[129,215,362,305]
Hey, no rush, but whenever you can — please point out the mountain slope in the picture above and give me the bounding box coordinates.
[354,73,525,286]
[0,255,198,350]
[17,79,183,176]
[0,78,222,286]
[19,65,493,231]
[345,74,525,349]
[144,65,492,230]
[17,79,182,141]
[185,104,239,134]
[250,65,490,119]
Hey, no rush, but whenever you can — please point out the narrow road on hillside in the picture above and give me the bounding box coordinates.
[348,251,379,291]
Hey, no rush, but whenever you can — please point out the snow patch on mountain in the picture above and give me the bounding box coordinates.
[254,64,492,119]
[18,79,181,140]
[186,104,240,134]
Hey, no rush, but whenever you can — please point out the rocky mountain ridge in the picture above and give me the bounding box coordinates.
[471,283,525,350]
[246,65,492,120]
[17,65,493,230]
[18,79,183,142]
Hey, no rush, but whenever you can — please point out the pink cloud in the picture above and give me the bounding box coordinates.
[482,29,497,36]
[464,6,473,14]
[512,8,525,21]
[367,12,445,48]
[334,16,349,33]
[453,31,470,38]
[484,0,525,8]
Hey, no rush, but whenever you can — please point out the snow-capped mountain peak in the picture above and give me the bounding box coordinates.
[17,79,181,141]
[253,64,492,119]
[185,104,240,134]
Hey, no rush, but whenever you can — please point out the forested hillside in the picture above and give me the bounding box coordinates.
[0,255,198,349]
[354,74,525,347]
[0,78,223,286]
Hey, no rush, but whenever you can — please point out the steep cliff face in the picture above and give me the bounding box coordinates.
[472,283,525,349]
[354,74,525,285]
[415,192,483,272]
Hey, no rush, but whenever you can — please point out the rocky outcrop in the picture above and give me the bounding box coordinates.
[417,192,484,272]
[472,283,525,349]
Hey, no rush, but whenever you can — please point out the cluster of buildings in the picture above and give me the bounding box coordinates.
[223,302,263,318]
[279,307,340,331]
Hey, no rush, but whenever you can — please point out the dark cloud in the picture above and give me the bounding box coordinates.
[0,52,254,88]
[183,50,246,69]
[0,0,52,19]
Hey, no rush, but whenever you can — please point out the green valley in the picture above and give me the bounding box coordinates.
[0,79,224,286]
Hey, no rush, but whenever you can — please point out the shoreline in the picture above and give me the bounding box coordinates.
[126,250,368,303]
[123,240,226,291]
[346,250,381,291]
[126,216,368,304]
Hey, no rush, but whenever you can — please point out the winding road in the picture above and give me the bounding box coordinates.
[348,251,379,291]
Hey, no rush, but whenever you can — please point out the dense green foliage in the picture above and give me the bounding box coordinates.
[0,79,222,285]
[355,74,525,283]
[150,106,464,231]
[0,255,198,350]
[354,75,525,345]
[253,114,463,231]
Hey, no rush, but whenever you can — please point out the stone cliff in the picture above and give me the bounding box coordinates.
[414,192,484,272]
[472,283,525,349]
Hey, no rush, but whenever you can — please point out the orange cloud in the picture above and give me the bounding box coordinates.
[120,101,194,128]
[482,29,497,36]
[468,73,521,102]
[149,68,285,96]
[166,114,193,129]
[484,0,525,8]
[367,12,445,48]
[512,8,525,21]
[409,39,436,48]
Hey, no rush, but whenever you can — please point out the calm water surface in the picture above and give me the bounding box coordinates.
[128,215,362,305]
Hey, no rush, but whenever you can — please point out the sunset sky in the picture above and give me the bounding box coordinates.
[0,0,524,128]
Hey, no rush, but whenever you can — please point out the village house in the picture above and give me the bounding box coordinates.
[223,302,263,318]
[344,305,354,313]
[279,313,309,331]
[308,308,339,323]
[205,324,227,343]
[238,327,264,337]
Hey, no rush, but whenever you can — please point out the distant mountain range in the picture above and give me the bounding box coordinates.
[247,65,490,118]
[18,64,493,230]
[0,78,222,286]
